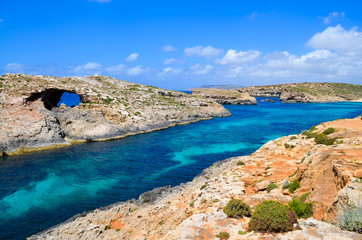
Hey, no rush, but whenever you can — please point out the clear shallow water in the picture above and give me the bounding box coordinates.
[0,99,361,239]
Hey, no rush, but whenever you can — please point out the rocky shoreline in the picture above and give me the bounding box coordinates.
[30,116,362,240]
[237,82,362,103]
[0,74,230,156]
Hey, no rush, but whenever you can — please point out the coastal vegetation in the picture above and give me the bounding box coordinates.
[249,200,297,233]
[223,199,251,218]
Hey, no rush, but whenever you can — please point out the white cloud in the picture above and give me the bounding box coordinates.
[74,62,102,72]
[190,64,213,75]
[163,58,178,65]
[158,67,183,76]
[88,0,111,3]
[3,63,26,73]
[126,65,148,76]
[307,25,362,54]
[105,64,126,74]
[217,49,261,65]
[126,53,139,62]
[162,45,177,52]
[184,45,223,58]
[323,12,345,24]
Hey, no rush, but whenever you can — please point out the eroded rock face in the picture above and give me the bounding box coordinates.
[30,117,362,240]
[0,74,230,155]
[192,88,257,105]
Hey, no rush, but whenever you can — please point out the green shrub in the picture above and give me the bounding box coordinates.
[267,183,278,192]
[282,180,290,189]
[309,125,318,132]
[288,179,300,193]
[299,192,311,202]
[323,128,335,135]
[216,231,230,239]
[304,132,318,139]
[238,230,247,235]
[338,208,362,233]
[223,199,251,218]
[237,161,245,166]
[291,136,297,140]
[315,133,327,144]
[288,198,313,219]
[249,200,297,233]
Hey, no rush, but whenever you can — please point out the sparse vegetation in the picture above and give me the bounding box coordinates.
[249,200,297,233]
[238,230,247,235]
[267,183,278,192]
[216,232,230,239]
[282,180,290,189]
[288,179,300,193]
[288,198,313,219]
[284,143,296,149]
[223,199,251,218]
[323,128,335,135]
[299,192,311,202]
[237,161,245,166]
[338,208,362,233]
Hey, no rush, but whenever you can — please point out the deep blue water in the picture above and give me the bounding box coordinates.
[0,99,361,239]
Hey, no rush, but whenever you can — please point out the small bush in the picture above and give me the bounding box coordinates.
[338,208,362,233]
[315,133,327,144]
[200,183,208,190]
[323,128,335,135]
[299,192,311,202]
[288,179,300,193]
[237,161,245,166]
[223,199,251,218]
[238,230,247,235]
[267,183,278,192]
[288,198,313,219]
[305,132,318,139]
[249,200,297,233]
[216,231,230,239]
[282,180,290,189]
[291,136,297,140]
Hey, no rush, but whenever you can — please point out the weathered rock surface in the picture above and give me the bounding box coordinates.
[0,74,230,155]
[30,116,362,239]
[238,82,362,103]
[192,88,257,105]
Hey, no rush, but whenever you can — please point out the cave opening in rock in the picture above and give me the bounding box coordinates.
[57,92,81,107]
[26,89,83,110]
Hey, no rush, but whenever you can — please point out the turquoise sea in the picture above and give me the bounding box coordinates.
[0,98,361,239]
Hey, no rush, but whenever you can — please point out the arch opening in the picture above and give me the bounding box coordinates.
[57,92,81,107]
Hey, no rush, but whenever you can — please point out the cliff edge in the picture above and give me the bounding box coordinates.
[192,88,257,105]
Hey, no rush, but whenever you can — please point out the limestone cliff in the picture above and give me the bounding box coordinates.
[0,74,230,155]
[192,88,257,105]
[238,82,362,103]
[30,116,362,240]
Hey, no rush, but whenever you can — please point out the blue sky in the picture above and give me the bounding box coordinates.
[1,0,362,89]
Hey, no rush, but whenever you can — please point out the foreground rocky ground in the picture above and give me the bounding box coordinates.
[30,116,362,239]
[237,82,362,103]
[0,74,229,155]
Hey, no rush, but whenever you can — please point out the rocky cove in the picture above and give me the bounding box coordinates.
[0,74,362,239]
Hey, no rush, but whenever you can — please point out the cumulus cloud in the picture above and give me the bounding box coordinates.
[163,58,178,65]
[126,53,139,62]
[3,63,26,73]
[74,62,102,72]
[323,12,345,24]
[184,45,223,58]
[217,49,261,65]
[190,64,213,75]
[307,25,362,54]
[126,65,148,76]
[158,67,183,77]
[162,45,177,52]
[105,64,126,74]
[88,0,111,3]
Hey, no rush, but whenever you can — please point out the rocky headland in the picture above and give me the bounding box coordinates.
[30,116,362,240]
[237,82,362,103]
[192,88,257,105]
[0,74,230,156]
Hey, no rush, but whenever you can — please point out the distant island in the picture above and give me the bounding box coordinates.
[198,84,244,90]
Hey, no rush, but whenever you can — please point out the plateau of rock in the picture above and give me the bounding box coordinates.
[0,74,230,156]
[237,82,362,103]
[192,88,257,105]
